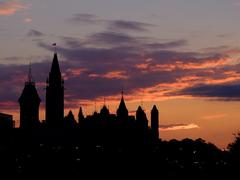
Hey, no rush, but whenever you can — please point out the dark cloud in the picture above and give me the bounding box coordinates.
[68,13,153,32]
[1,27,239,113]
[174,83,240,101]
[148,50,225,64]
[146,40,187,49]
[201,46,230,53]
[61,37,83,48]
[68,13,100,24]
[108,20,153,32]
[36,36,229,103]
[27,29,45,37]
[88,31,138,45]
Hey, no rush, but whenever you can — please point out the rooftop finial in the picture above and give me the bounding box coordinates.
[52,43,57,54]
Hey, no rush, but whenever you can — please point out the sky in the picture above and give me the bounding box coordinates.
[1,0,240,148]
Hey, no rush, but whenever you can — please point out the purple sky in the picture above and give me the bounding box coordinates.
[1,0,240,148]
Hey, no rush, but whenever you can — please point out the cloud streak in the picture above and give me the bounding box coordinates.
[202,114,227,120]
[27,29,45,37]
[108,20,153,32]
[68,13,100,24]
[0,0,28,16]
[68,13,153,32]
[160,123,199,131]
[176,83,240,101]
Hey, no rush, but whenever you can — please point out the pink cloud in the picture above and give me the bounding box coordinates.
[0,1,28,16]
[202,114,227,120]
[89,71,129,80]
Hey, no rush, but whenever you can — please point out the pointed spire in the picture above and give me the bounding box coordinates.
[78,107,84,118]
[137,105,143,112]
[121,87,124,99]
[152,105,158,112]
[117,89,128,118]
[28,61,33,83]
[104,97,106,106]
[78,107,85,124]
[50,53,61,74]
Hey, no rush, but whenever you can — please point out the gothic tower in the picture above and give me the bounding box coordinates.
[116,90,128,121]
[151,105,159,140]
[19,64,41,128]
[45,53,64,128]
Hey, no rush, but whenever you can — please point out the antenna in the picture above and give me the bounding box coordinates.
[104,98,106,106]
[94,101,97,112]
[121,87,124,99]
[28,61,33,83]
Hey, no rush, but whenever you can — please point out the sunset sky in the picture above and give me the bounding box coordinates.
[1,0,240,148]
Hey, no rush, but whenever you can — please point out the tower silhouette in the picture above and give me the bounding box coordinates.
[136,106,148,136]
[45,53,64,128]
[100,105,110,118]
[18,64,41,128]
[116,90,128,123]
[151,105,159,140]
[78,107,85,124]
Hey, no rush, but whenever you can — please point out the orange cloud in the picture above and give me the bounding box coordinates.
[160,123,199,131]
[136,57,231,73]
[0,1,28,16]
[202,114,227,120]
[66,68,87,77]
[89,71,129,79]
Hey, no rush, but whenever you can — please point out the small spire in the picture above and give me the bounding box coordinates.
[28,61,33,83]
[94,101,97,112]
[104,98,106,106]
[121,87,124,99]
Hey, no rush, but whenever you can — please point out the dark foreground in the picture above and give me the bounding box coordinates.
[0,129,239,179]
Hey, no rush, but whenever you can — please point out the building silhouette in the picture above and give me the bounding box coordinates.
[136,106,148,137]
[18,65,41,128]
[45,53,64,128]
[0,112,14,129]
[16,51,160,141]
[151,105,159,140]
[64,110,77,128]
[116,91,128,127]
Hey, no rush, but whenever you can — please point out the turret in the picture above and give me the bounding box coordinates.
[19,64,41,128]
